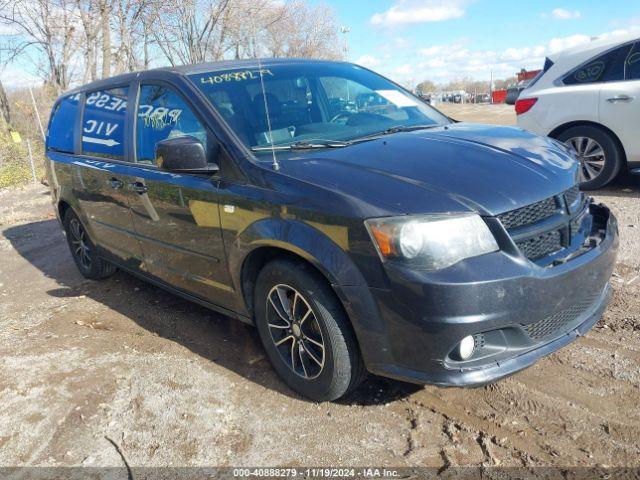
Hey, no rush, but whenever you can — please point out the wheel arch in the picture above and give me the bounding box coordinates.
[240,244,339,320]
[227,216,369,309]
[55,193,99,244]
[58,199,72,221]
[232,218,367,314]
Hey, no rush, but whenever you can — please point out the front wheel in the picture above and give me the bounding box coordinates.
[63,209,116,280]
[254,259,365,401]
[556,126,624,189]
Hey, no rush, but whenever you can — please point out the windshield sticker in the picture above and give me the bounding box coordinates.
[375,90,419,108]
[199,69,274,85]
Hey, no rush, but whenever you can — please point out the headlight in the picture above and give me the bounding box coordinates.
[365,214,499,270]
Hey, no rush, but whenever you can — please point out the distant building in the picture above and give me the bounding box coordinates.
[517,68,541,83]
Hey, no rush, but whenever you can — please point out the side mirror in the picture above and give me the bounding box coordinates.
[155,135,219,173]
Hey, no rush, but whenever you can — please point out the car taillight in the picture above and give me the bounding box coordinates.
[515,97,537,115]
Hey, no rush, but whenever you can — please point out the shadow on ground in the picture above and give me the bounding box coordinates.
[4,218,421,404]
[591,172,639,198]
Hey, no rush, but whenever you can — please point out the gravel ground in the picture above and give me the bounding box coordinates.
[0,104,639,469]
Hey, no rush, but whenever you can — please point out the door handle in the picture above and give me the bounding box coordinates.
[606,95,633,103]
[109,178,124,189]
[128,181,148,194]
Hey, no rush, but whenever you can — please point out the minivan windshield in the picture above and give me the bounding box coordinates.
[188,62,451,152]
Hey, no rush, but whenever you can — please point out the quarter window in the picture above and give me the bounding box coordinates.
[47,93,80,153]
[136,84,208,164]
[82,87,128,159]
[563,43,634,85]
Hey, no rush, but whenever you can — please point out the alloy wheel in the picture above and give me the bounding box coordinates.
[565,136,606,182]
[266,284,325,380]
[69,218,92,270]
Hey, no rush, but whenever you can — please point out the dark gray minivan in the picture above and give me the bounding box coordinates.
[46,59,618,401]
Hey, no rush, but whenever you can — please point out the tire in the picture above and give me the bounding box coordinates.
[63,209,116,280]
[555,126,624,190]
[254,259,366,401]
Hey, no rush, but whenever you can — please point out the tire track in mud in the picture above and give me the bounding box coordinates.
[406,332,640,466]
[406,389,548,465]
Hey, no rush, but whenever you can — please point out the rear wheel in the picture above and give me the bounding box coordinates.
[254,259,365,401]
[555,126,624,189]
[63,209,116,280]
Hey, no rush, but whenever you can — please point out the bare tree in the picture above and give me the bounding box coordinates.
[76,0,100,82]
[149,0,232,66]
[416,80,436,94]
[98,0,111,77]
[263,1,341,59]
[148,0,341,67]
[493,76,518,90]
[0,0,342,92]
[112,0,162,73]
[0,78,11,126]
[0,0,79,92]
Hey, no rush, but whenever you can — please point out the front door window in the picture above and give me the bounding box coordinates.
[136,84,209,165]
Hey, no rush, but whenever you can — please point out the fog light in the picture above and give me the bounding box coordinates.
[457,335,476,360]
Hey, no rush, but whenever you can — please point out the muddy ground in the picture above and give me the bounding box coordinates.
[0,104,639,469]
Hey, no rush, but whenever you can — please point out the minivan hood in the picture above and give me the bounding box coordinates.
[276,123,579,216]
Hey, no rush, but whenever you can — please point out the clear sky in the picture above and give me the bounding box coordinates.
[325,0,640,85]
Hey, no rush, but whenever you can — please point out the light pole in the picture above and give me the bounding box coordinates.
[340,26,350,61]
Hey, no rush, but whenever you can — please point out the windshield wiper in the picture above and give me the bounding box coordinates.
[251,139,350,152]
[384,124,440,134]
[350,124,441,143]
[250,125,442,152]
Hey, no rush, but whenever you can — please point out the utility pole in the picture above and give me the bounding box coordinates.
[489,69,493,104]
[340,26,350,61]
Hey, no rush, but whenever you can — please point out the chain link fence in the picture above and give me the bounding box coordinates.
[0,87,52,189]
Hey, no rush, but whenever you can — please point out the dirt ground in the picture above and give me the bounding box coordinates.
[1,104,639,469]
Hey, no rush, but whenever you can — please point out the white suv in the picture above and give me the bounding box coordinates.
[517,34,640,189]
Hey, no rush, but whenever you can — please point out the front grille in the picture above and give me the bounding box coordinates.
[524,293,600,340]
[497,197,558,229]
[497,186,591,263]
[515,230,562,259]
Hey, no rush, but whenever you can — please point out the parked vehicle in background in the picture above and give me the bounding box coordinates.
[516,34,640,189]
[418,92,432,104]
[505,79,531,105]
[46,59,617,401]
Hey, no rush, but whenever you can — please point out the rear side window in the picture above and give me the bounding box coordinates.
[82,87,129,159]
[47,93,80,153]
[136,84,209,164]
[626,42,640,80]
[563,43,634,85]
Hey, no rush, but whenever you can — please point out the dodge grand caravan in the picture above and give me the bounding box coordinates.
[46,59,618,401]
